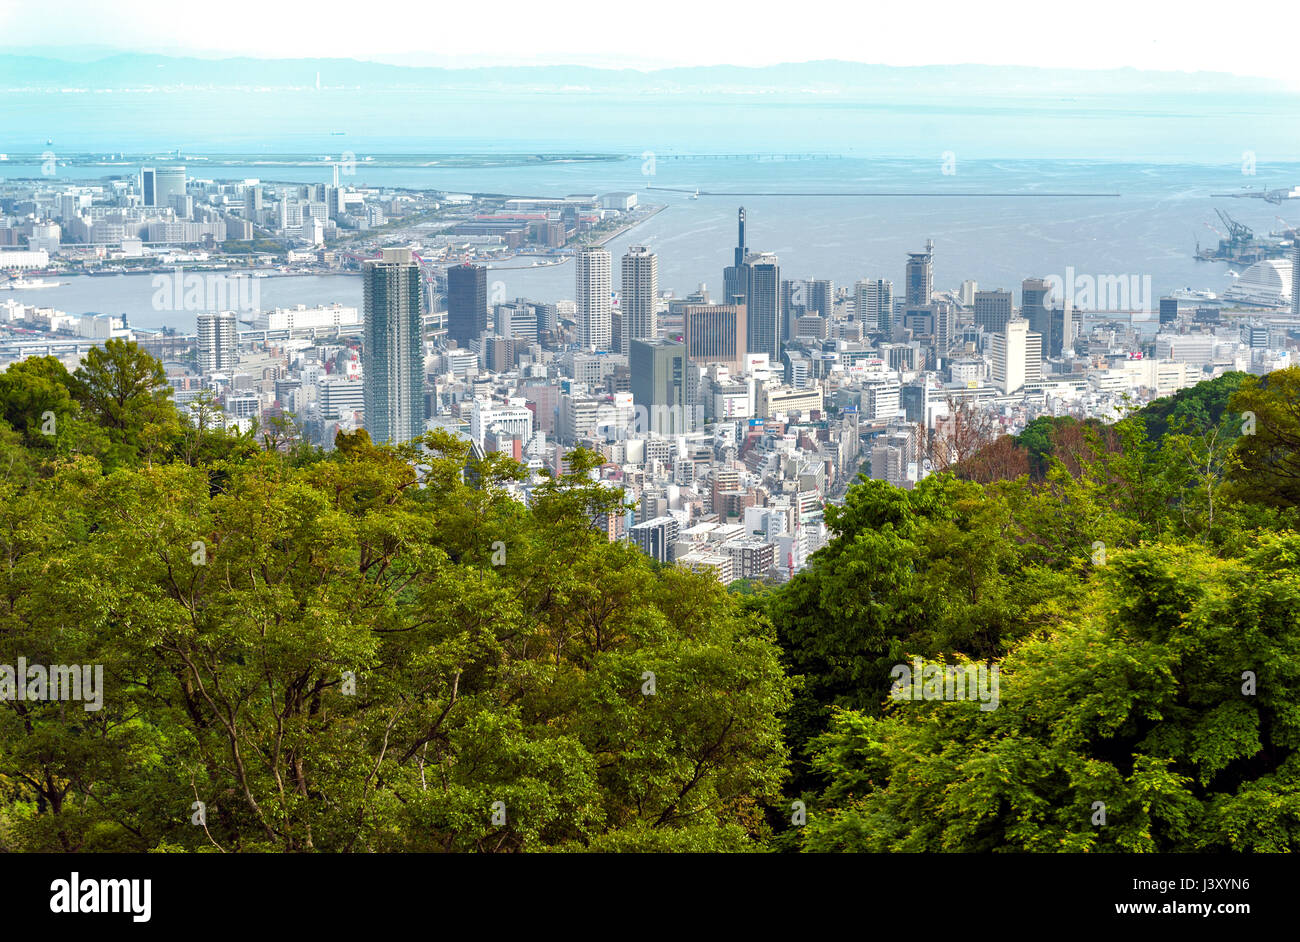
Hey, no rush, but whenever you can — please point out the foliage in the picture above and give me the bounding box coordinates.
[2,342,1298,853]
[0,348,791,851]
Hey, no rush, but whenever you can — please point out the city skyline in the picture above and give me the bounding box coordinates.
[0,2,1298,883]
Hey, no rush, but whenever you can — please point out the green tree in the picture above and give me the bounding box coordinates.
[1228,366,1300,509]
[72,339,178,463]
[802,538,1300,852]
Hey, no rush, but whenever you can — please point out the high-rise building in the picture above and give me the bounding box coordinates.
[621,245,658,354]
[779,278,832,343]
[855,279,893,331]
[683,304,746,372]
[630,338,689,434]
[1293,242,1300,317]
[905,240,934,306]
[1025,329,1043,383]
[243,183,263,222]
[1048,306,1075,359]
[809,279,834,317]
[723,207,749,305]
[974,289,1014,334]
[934,301,955,353]
[1021,278,1052,341]
[196,311,238,373]
[991,318,1031,394]
[139,168,156,206]
[363,247,425,444]
[495,300,539,343]
[146,166,186,209]
[576,246,612,350]
[1159,297,1180,326]
[743,252,781,361]
[446,263,488,347]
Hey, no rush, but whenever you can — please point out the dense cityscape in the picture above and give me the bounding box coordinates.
[3,167,1297,583]
[2,0,1300,921]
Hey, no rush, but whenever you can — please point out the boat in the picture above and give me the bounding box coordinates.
[3,279,60,289]
[1168,287,1218,302]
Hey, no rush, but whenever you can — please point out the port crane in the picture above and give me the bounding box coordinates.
[1216,209,1253,244]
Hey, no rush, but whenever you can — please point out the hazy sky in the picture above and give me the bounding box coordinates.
[1,0,1296,82]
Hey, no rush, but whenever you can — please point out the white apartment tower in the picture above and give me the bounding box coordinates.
[576,246,612,351]
[620,245,658,354]
[196,311,239,373]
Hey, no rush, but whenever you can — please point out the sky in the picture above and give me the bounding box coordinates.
[0,0,1297,83]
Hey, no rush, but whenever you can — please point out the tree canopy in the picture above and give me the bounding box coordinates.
[1,344,1298,852]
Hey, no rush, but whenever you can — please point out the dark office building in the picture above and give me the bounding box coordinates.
[1022,278,1053,339]
[974,289,1014,333]
[743,253,781,361]
[446,263,488,347]
[630,338,689,434]
[1048,307,1075,358]
[1159,297,1180,326]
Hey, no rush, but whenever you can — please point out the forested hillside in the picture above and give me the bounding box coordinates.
[1,341,1296,851]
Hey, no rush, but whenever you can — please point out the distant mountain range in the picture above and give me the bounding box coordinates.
[0,53,1285,96]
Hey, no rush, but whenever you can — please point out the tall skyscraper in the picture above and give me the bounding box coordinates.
[196,311,238,373]
[905,240,934,306]
[723,207,748,305]
[621,245,658,354]
[743,252,781,361]
[934,301,955,353]
[855,279,893,332]
[140,168,156,207]
[630,338,690,434]
[363,247,425,444]
[1293,242,1300,316]
[683,304,746,372]
[446,263,488,347]
[576,246,612,350]
[974,289,1014,334]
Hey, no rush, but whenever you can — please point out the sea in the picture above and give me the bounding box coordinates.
[2,85,1299,332]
